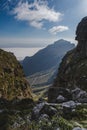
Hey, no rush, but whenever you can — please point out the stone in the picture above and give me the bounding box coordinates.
[78,98,87,103]
[0,109,4,113]
[62,101,81,119]
[73,127,87,130]
[72,88,87,103]
[72,88,81,97]
[31,102,57,120]
[62,101,77,109]
[39,103,57,117]
[39,114,49,120]
[48,87,71,103]
[56,95,67,103]
[31,102,46,120]
[56,128,60,130]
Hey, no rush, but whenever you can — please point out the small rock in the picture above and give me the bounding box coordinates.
[39,114,49,120]
[48,87,71,103]
[31,102,46,120]
[40,104,57,117]
[62,101,81,119]
[72,88,87,103]
[72,88,81,96]
[78,98,87,103]
[56,128,60,130]
[73,127,87,130]
[56,95,67,103]
[31,102,57,120]
[62,101,76,108]
[0,109,4,113]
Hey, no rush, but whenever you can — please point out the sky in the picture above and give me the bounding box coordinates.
[0,0,87,47]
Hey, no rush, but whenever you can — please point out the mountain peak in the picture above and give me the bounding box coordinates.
[56,39,67,42]
[22,39,75,76]
[53,39,73,46]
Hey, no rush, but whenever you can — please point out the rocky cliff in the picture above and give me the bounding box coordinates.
[48,17,87,102]
[0,49,32,100]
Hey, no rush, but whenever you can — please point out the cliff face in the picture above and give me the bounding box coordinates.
[0,49,32,100]
[53,47,87,91]
[48,17,87,102]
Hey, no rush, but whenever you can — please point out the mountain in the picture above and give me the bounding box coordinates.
[22,39,75,76]
[21,39,75,88]
[48,17,87,102]
[0,49,32,100]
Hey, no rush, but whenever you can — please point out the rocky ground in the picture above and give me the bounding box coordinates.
[0,87,87,130]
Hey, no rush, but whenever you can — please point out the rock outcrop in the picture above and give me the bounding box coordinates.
[48,17,87,102]
[0,49,32,100]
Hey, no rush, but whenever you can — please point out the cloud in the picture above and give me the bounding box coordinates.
[49,25,69,35]
[12,0,62,29]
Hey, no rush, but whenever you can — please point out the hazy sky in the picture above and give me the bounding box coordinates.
[0,0,87,47]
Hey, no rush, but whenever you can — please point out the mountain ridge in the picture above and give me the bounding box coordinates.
[22,39,75,76]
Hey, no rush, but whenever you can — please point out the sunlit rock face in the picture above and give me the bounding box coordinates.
[48,17,87,102]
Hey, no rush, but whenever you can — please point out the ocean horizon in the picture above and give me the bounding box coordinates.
[1,47,43,60]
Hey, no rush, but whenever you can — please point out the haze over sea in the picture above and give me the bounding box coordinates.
[2,47,43,61]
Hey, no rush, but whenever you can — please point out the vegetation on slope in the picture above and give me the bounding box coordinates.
[0,49,32,100]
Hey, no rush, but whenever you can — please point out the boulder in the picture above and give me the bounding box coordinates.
[73,127,87,130]
[62,101,81,119]
[56,95,67,103]
[72,88,87,103]
[40,104,57,117]
[31,102,57,120]
[31,102,46,120]
[48,87,71,103]
[39,114,49,121]
[62,101,77,109]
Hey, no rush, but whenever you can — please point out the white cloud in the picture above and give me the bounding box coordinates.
[30,21,43,29]
[12,0,62,29]
[49,25,69,35]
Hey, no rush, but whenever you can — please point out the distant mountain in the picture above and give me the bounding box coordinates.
[22,39,75,78]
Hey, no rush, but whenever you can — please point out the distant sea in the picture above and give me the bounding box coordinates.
[2,47,43,60]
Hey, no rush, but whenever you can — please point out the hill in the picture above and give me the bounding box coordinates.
[0,49,32,100]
